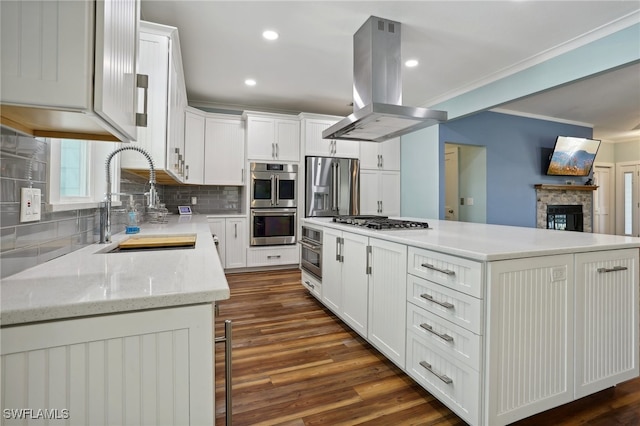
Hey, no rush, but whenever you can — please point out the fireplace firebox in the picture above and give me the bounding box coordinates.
[547,205,583,232]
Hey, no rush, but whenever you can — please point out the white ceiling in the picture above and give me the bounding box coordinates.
[140,1,640,143]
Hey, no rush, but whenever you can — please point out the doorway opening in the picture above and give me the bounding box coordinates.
[444,143,487,223]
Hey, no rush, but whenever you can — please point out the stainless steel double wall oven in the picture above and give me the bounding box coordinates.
[249,162,298,246]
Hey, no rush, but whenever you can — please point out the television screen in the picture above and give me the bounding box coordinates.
[546,136,601,176]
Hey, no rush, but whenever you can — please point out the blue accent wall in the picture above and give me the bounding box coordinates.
[439,111,593,227]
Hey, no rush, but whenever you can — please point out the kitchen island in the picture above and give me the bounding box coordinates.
[302,217,640,426]
[0,214,228,425]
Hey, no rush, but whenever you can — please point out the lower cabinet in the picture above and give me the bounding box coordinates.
[246,245,299,267]
[301,270,322,300]
[321,228,407,365]
[208,217,247,269]
[1,304,215,425]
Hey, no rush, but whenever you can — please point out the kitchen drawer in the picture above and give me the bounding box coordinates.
[407,302,481,371]
[301,270,322,300]
[408,247,483,298]
[406,330,480,426]
[407,275,483,335]
[247,245,299,267]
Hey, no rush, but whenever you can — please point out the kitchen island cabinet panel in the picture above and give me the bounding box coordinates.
[1,304,213,426]
[574,249,639,398]
[486,255,574,426]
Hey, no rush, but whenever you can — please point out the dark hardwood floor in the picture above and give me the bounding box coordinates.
[214,269,640,425]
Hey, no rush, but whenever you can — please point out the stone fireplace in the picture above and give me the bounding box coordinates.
[535,184,596,233]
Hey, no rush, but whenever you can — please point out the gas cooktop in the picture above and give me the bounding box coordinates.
[332,215,429,230]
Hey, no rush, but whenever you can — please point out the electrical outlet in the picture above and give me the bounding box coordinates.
[466,197,474,206]
[20,188,42,222]
[191,196,197,205]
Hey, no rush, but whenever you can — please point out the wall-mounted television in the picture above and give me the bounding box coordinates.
[546,136,601,177]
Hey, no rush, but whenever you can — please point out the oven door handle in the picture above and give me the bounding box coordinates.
[298,240,321,251]
[275,175,280,206]
[270,175,275,206]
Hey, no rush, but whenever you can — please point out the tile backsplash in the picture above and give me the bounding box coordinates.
[0,127,99,278]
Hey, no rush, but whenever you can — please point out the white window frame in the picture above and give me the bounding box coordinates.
[48,139,121,212]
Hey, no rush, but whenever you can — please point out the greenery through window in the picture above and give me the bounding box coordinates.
[59,139,89,198]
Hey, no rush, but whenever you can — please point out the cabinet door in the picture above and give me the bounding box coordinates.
[380,171,401,216]
[246,116,275,160]
[360,170,381,216]
[486,255,574,426]
[359,142,380,169]
[340,232,369,338]
[574,249,639,398]
[124,31,169,169]
[367,238,407,368]
[93,0,139,141]
[204,117,245,185]
[208,219,226,267]
[322,228,343,313]
[166,36,187,180]
[274,119,300,161]
[183,110,204,184]
[334,140,360,159]
[225,218,247,269]
[304,119,334,157]
[380,137,400,170]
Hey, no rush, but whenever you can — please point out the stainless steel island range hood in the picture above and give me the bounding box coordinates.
[323,16,447,143]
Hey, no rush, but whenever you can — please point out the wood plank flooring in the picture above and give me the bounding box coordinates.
[214,269,640,425]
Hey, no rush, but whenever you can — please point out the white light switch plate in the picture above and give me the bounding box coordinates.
[20,188,41,222]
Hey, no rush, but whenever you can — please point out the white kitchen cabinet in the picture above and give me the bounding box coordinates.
[0,0,141,142]
[1,304,214,425]
[300,114,360,158]
[226,218,247,269]
[245,112,300,161]
[301,270,322,300]
[204,114,245,185]
[359,138,400,170]
[367,238,407,368]
[120,21,187,182]
[208,217,247,269]
[360,170,400,216]
[574,249,639,398]
[246,245,299,268]
[183,108,205,184]
[321,228,407,356]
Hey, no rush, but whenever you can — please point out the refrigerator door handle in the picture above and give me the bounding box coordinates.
[335,161,341,213]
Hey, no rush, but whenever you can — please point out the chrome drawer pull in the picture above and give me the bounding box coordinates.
[420,323,454,342]
[267,255,281,259]
[420,293,454,309]
[421,263,456,276]
[419,361,453,384]
[304,280,315,289]
[597,266,628,273]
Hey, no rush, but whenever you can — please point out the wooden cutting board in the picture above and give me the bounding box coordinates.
[118,235,197,249]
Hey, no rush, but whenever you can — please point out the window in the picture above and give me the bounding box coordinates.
[48,138,120,211]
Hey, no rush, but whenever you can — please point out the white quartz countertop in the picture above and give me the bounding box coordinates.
[302,217,640,261]
[0,215,229,326]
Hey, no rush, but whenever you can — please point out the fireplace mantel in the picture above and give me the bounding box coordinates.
[534,184,598,191]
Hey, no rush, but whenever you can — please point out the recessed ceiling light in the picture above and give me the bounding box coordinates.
[405,59,419,68]
[245,79,256,86]
[262,30,279,41]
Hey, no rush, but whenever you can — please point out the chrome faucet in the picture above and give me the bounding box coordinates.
[100,146,158,243]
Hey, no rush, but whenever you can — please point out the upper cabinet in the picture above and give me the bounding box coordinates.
[300,114,360,159]
[120,21,188,183]
[244,112,300,162]
[0,0,141,142]
[204,114,245,185]
[183,108,205,184]
[360,138,400,171]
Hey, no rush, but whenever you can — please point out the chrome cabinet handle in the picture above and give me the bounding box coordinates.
[420,323,454,342]
[241,168,244,183]
[234,223,237,238]
[136,74,149,127]
[597,266,628,273]
[304,280,315,289]
[380,200,383,213]
[366,245,372,274]
[267,255,281,259]
[185,165,189,180]
[275,143,279,158]
[421,263,456,276]
[419,361,453,384]
[380,154,383,169]
[271,143,275,158]
[335,237,341,262]
[420,293,454,309]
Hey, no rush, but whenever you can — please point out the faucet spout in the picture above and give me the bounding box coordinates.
[101,146,158,243]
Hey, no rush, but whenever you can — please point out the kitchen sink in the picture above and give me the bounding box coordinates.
[99,234,197,253]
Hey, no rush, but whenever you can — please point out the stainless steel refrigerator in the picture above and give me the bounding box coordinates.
[305,156,359,217]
